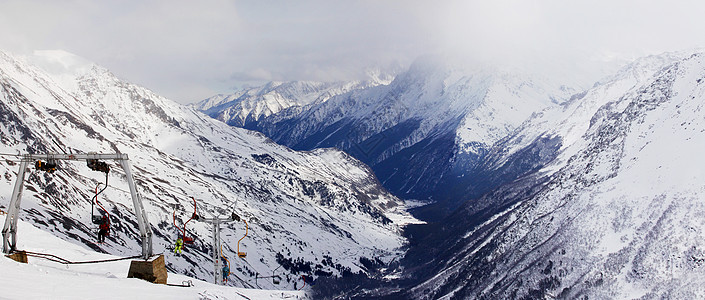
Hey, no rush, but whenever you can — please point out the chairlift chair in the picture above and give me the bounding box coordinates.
[173,197,199,245]
[90,165,110,226]
[35,160,57,173]
[237,219,248,258]
[272,265,283,285]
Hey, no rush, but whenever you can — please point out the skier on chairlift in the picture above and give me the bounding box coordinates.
[222,262,230,283]
[97,215,109,243]
[174,236,184,255]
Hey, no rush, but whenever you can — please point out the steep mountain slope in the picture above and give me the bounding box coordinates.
[433,52,689,222]
[0,50,414,288]
[385,52,705,299]
[237,56,577,219]
[192,70,396,128]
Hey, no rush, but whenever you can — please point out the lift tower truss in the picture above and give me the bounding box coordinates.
[201,213,238,285]
[2,153,153,259]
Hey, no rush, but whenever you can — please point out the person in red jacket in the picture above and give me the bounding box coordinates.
[98,215,109,243]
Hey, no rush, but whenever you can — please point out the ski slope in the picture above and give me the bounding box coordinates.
[0,214,307,300]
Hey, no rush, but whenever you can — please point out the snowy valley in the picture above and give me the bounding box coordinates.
[360,52,705,299]
[198,51,705,299]
[202,55,580,220]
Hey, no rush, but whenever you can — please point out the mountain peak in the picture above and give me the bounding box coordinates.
[4,49,100,94]
[28,50,94,75]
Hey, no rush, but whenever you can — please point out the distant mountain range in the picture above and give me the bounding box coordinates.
[197,55,579,220]
[192,67,398,128]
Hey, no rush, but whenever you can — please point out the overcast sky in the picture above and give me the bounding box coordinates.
[1,0,705,104]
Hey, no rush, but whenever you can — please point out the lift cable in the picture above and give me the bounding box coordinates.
[21,250,141,265]
[43,167,233,221]
[0,152,23,157]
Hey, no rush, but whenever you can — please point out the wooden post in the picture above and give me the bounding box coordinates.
[5,251,28,263]
[127,254,167,284]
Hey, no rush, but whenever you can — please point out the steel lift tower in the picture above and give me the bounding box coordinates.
[2,153,153,259]
[201,213,239,285]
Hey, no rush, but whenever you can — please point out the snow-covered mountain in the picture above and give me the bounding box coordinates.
[192,68,397,128]
[0,49,416,289]
[357,51,705,299]
[14,46,704,299]
[213,55,579,219]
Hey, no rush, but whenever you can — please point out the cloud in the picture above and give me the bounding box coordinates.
[1,0,705,103]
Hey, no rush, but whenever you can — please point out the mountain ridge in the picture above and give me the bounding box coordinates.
[191,67,398,128]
